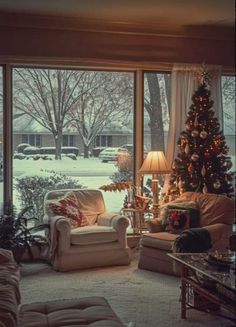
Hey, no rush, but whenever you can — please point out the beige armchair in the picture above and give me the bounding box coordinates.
[138,192,235,276]
[43,189,131,272]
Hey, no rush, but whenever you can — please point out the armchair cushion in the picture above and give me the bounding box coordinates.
[142,232,178,250]
[71,225,118,245]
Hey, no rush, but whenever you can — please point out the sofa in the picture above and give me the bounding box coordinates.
[138,192,235,275]
[0,249,130,327]
[43,189,131,271]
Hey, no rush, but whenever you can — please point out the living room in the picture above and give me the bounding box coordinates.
[0,1,235,326]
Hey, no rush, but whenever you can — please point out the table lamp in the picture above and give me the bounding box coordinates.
[139,151,170,214]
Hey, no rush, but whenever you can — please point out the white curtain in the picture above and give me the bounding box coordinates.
[163,63,222,192]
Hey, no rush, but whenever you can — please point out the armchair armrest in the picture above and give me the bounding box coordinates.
[97,212,129,247]
[48,215,71,259]
[203,223,232,250]
[97,212,129,230]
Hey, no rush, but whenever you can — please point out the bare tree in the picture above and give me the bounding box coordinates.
[221,75,235,133]
[13,69,95,159]
[68,72,133,158]
[144,73,170,151]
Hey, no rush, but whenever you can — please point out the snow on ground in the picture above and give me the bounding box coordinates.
[11,156,126,213]
[0,154,235,214]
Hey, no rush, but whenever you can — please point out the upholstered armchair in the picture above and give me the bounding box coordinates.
[138,192,235,276]
[43,189,131,272]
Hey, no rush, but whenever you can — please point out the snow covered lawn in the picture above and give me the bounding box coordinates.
[12,156,126,213]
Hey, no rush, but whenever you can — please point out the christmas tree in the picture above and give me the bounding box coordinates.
[168,71,234,199]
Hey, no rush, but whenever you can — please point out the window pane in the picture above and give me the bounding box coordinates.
[29,134,35,146]
[0,67,3,210]
[69,135,74,146]
[22,134,28,144]
[36,135,41,147]
[107,136,112,147]
[62,135,68,146]
[222,75,235,170]
[143,72,171,197]
[13,68,134,222]
[144,72,171,152]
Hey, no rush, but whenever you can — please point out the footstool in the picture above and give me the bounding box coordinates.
[18,297,125,327]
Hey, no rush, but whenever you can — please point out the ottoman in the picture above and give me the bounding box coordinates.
[18,297,125,327]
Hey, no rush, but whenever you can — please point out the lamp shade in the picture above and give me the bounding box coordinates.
[139,151,171,174]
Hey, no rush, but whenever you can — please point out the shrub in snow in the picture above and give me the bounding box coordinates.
[16,143,30,153]
[39,146,79,157]
[15,170,84,223]
[23,146,40,155]
[64,153,77,160]
[62,147,79,156]
[14,153,26,160]
[111,152,133,183]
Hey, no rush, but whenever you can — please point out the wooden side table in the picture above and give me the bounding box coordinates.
[121,207,153,235]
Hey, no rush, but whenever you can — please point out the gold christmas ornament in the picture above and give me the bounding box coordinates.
[185,143,190,154]
[191,130,199,137]
[202,183,208,194]
[213,180,221,189]
[200,130,208,139]
[201,165,206,177]
[185,123,191,130]
[191,153,199,161]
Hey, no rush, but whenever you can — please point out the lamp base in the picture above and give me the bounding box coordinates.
[152,204,160,219]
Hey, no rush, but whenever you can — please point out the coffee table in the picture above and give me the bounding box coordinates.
[168,253,236,322]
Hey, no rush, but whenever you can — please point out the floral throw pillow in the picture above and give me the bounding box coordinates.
[47,192,89,229]
[165,209,190,234]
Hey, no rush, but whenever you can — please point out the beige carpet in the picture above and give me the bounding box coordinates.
[20,252,234,327]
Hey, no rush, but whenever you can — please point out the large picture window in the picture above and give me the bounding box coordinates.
[12,68,134,221]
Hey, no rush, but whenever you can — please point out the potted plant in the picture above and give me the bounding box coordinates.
[0,203,49,263]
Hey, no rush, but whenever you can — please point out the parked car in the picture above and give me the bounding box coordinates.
[98,147,129,163]
[121,144,133,154]
[121,144,148,156]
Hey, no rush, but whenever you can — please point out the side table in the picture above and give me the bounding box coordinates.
[121,207,153,235]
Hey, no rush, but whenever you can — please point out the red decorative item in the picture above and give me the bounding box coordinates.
[48,192,89,229]
[166,209,190,234]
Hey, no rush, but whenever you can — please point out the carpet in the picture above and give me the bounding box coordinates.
[20,252,234,327]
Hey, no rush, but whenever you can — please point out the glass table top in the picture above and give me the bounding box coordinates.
[168,252,236,291]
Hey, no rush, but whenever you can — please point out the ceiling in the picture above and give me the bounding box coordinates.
[0,0,234,28]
